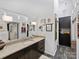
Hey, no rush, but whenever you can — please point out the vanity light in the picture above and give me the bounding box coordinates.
[2,15,13,22]
[31,22,37,25]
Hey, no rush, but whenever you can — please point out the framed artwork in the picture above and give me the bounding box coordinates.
[46,24,52,32]
[21,23,26,33]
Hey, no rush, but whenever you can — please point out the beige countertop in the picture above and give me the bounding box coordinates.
[0,36,45,59]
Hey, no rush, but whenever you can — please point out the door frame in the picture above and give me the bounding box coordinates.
[58,16,71,47]
[7,22,19,40]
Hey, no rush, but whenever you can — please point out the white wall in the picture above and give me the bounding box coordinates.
[0,21,8,41]
[54,0,77,41]
[75,0,79,59]
[0,0,58,56]
[28,15,57,56]
[45,17,57,56]
[54,0,73,17]
[71,0,78,41]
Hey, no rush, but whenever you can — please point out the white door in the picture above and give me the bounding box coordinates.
[9,23,18,40]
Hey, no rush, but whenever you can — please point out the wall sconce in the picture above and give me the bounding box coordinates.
[2,15,13,22]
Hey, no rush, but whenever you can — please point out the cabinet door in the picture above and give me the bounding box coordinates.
[37,40,45,53]
[24,50,30,59]
[4,53,18,59]
[17,50,25,59]
[29,50,41,59]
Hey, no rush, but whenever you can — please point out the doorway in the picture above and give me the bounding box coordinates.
[27,24,29,37]
[7,22,19,40]
[59,16,71,47]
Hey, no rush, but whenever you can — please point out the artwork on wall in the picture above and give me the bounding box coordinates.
[46,24,52,32]
[21,23,26,33]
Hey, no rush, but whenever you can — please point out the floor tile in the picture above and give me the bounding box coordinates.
[41,45,76,59]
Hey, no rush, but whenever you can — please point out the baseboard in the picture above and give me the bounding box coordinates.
[44,53,54,58]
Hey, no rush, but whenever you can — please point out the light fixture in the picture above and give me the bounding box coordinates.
[31,22,37,25]
[2,15,13,22]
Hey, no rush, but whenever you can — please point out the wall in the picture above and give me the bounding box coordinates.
[45,17,57,56]
[28,15,57,56]
[74,0,79,58]
[54,0,73,17]
[0,21,8,41]
[77,39,79,59]
[0,0,58,56]
[54,0,77,41]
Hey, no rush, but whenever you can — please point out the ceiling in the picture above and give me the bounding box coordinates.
[0,0,53,18]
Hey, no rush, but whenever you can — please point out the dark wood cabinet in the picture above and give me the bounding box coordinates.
[4,39,45,59]
[17,50,25,59]
[4,52,18,59]
[37,40,45,53]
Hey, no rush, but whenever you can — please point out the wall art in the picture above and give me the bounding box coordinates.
[46,24,52,32]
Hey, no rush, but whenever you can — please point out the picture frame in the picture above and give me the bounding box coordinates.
[46,24,52,32]
[21,23,26,33]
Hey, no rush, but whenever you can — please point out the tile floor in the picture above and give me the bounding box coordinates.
[39,46,76,59]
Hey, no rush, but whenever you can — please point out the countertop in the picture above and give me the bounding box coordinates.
[0,36,45,59]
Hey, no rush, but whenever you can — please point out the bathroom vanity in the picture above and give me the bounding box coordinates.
[0,36,45,59]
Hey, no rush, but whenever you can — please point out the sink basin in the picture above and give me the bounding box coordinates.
[0,40,6,50]
[0,44,5,50]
